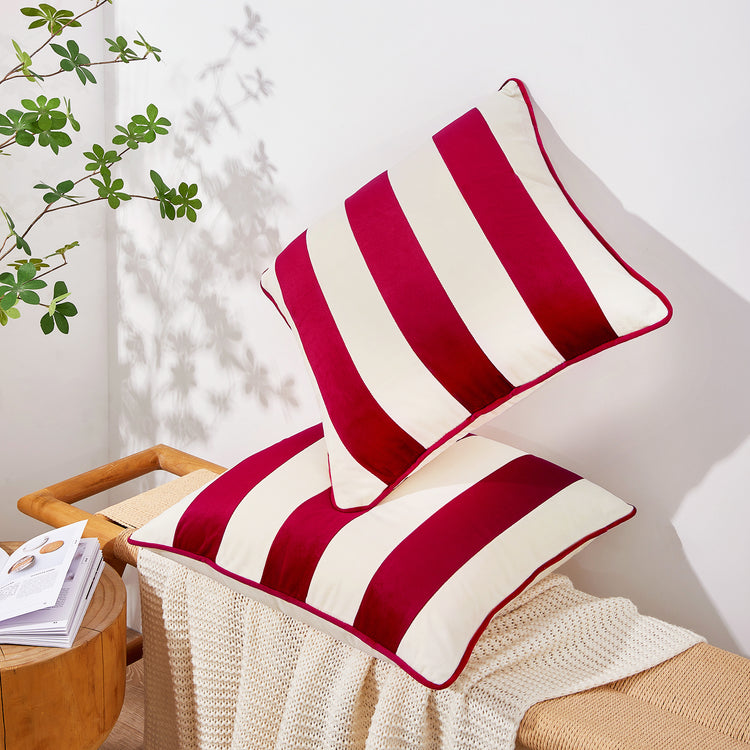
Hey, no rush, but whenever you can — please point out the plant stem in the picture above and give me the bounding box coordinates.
[21,197,102,238]
[0,235,13,261]
[35,258,67,281]
[2,55,148,84]
[17,145,135,239]
[22,194,160,237]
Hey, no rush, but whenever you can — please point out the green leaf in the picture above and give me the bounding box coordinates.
[134,31,162,62]
[122,105,170,148]
[40,313,54,334]
[0,292,17,311]
[173,182,202,223]
[63,98,80,132]
[46,241,78,260]
[112,121,143,149]
[83,142,120,171]
[1,108,37,146]
[10,96,72,153]
[40,287,76,334]
[54,311,69,333]
[1,264,46,316]
[91,170,131,209]
[47,280,69,316]
[18,262,36,283]
[105,35,138,62]
[12,39,40,82]
[9,257,48,271]
[47,130,72,154]
[150,170,176,219]
[34,179,78,205]
[55,301,77,316]
[23,4,81,35]
[19,289,40,304]
[1,207,14,232]
[52,39,95,84]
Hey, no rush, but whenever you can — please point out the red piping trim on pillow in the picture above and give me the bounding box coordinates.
[131,505,634,690]
[502,77,674,325]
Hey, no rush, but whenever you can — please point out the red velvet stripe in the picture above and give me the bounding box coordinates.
[352,454,580,652]
[260,489,365,600]
[275,232,425,486]
[173,423,324,560]
[345,172,514,412]
[433,109,617,361]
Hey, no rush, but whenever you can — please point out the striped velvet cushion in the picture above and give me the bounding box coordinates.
[130,425,635,689]
[261,78,671,510]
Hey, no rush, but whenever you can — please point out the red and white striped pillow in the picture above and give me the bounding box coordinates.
[261,78,671,510]
[130,425,635,689]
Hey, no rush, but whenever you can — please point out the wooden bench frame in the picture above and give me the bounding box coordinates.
[17,444,225,575]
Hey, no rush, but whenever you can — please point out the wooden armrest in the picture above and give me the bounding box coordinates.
[17,444,226,572]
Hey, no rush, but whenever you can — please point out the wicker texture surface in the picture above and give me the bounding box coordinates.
[519,683,749,750]
[96,469,218,567]
[138,550,703,750]
[96,469,218,529]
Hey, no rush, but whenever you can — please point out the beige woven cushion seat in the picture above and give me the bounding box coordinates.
[520,642,750,749]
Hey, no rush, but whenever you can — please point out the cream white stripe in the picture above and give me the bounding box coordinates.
[388,141,564,385]
[325,411,388,510]
[396,479,631,683]
[306,436,524,623]
[215,439,331,579]
[306,207,469,446]
[478,83,667,336]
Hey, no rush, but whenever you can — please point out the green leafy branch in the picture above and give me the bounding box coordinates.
[1,2,200,335]
[2,103,200,251]
[2,28,162,87]
[1,3,162,156]
[0,105,201,331]
[1,1,109,85]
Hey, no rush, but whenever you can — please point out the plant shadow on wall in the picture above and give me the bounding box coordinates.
[115,6,298,454]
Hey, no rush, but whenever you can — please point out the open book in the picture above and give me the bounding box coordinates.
[0,521,104,648]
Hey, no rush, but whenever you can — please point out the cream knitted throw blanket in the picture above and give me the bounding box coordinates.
[138,549,702,750]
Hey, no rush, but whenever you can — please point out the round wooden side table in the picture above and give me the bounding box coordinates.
[0,541,127,750]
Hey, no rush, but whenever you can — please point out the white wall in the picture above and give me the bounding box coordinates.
[102,0,749,658]
[0,9,109,541]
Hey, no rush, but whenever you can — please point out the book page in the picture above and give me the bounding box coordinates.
[0,539,101,634]
[0,521,87,622]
